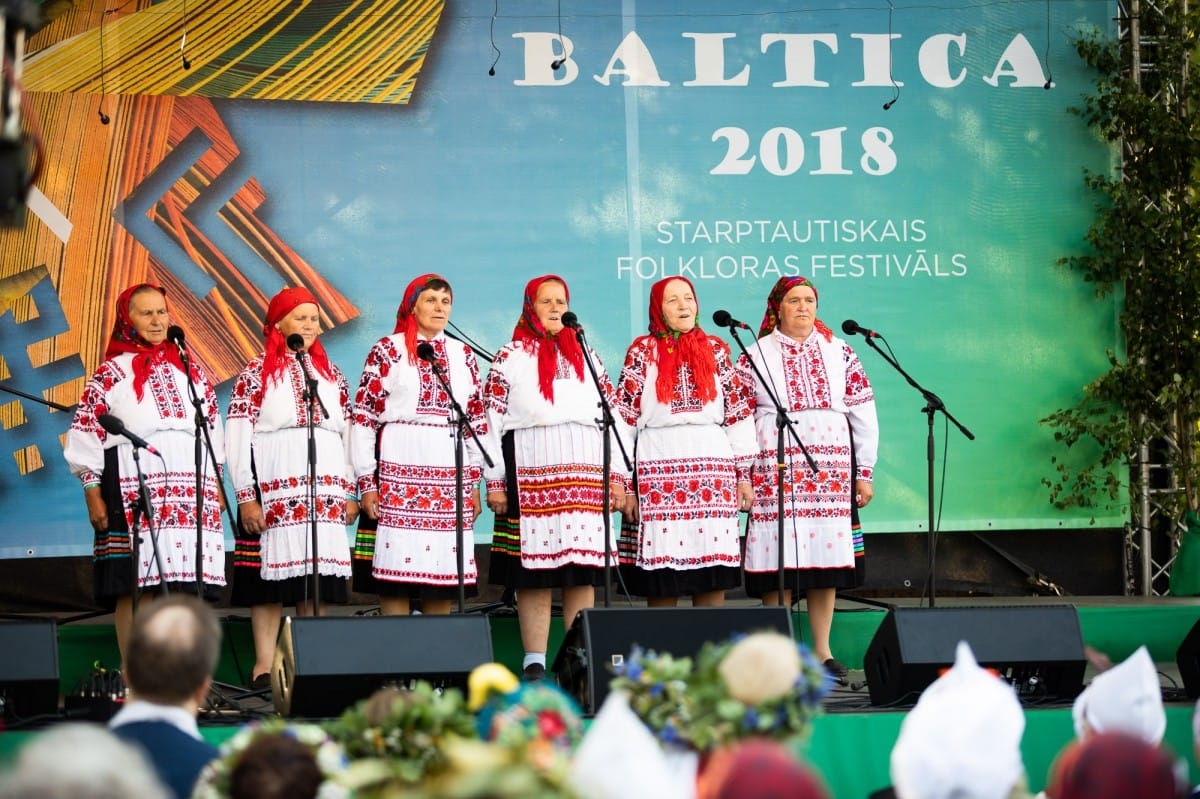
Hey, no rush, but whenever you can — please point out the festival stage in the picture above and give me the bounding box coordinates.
[2,595,1199,798]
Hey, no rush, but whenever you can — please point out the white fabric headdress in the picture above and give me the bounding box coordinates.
[1072,644,1165,744]
[890,641,1026,799]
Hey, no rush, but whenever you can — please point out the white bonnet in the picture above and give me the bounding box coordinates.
[1071,645,1165,744]
[890,641,1026,799]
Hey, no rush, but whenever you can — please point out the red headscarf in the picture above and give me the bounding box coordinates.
[511,275,584,402]
[758,276,834,342]
[1048,732,1182,799]
[636,276,718,405]
[103,283,192,401]
[394,273,452,365]
[705,739,832,799]
[261,286,335,386]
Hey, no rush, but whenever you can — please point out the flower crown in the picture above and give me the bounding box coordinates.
[609,630,833,753]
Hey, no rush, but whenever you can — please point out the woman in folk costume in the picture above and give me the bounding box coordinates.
[226,286,357,689]
[64,283,226,660]
[612,276,756,607]
[483,275,631,681]
[738,276,879,680]
[350,274,487,615]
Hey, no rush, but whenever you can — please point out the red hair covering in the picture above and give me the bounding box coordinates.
[636,276,718,405]
[703,739,832,799]
[394,273,452,365]
[103,283,193,401]
[511,275,584,402]
[758,276,833,342]
[261,286,334,386]
[1048,732,1182,799]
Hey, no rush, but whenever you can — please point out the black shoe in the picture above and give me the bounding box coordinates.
[824,658,849,682]
[251,673,272,692]
[522,663,546,682]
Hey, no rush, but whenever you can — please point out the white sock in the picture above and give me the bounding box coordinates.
[523,652,546,670]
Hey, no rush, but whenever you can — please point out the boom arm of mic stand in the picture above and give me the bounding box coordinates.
[425,358,492,614]
[177,350,239,584]
[426,362,494,469]
[294,353,330,420]
[856,333,974,609]
[860,337,974,441]
[574,329,632,472]
[727,328,819,474]
[574,328,630,610]
[0,383,74,412]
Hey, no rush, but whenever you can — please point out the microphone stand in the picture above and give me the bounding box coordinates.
[856,335,973,607]
[175,342,231,596]
[570,325,633,609]
[724,325,818,604]
[130,444,169,609]
[292,347,329,615]
[420,344,494,614]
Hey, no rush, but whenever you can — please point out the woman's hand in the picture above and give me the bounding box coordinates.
[85,486,108,532]
[737,482,755,513]
[623,494,640,523]
[855,479,874,508]
[609,484,627,513]
[239,500,266,535]
[471,486,483,521]
[360,490,381,520]
[345,499,360,526]
[486,490,508,517]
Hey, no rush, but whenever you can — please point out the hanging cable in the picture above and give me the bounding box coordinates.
[550,0,566,70]
[488,0,501,75]
[1043,0,1054,89]
[883,0,899,110]
[98,5,110,123]
[180,0,191,69]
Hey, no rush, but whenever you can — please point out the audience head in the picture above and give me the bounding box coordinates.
[1046,731,1184,799]
[889,641,1026,799]
[124,594,221,706]
[707,738,831,799]
[193,722,347,799]
[1071,644,1165,744]
[0,722,170,799]
[229,732,323,799]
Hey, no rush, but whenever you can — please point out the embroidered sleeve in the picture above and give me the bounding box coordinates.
[613,340,649,428]
[350,340,394,495]
[462,345,488,485]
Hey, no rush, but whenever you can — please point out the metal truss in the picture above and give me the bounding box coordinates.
[1121,0,1189,595]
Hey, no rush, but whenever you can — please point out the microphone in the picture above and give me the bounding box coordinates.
[882,99,896,110]
[98,110,110,125]
[415,341,438,364]
[560,312,581,330]
[97,413,161,457]
[711,310,751,330]
[551,57,565,70]
[841,319,880,339]
[286,333,305,352]
[167,325,187,350]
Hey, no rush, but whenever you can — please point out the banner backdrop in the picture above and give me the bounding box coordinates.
[0,0,1122,559]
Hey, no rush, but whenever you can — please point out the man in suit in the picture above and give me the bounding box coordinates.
[109,594,221,799]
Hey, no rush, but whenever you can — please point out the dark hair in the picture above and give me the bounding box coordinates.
[425,277,453,297]
[123,595,221,704]
[229,733,323,799]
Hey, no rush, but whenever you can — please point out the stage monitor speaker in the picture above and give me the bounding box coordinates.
[551,606,793,715]
[863,605,1086,707]
[0,619,59,723]
[272,615,493,718]
[1175,616,1200,700]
